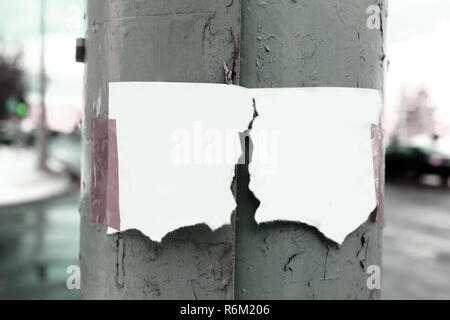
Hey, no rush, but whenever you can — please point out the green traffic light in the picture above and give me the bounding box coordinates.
[15,102,29,117]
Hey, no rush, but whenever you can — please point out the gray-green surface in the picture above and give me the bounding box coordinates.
[80,0,241,299]
[234,0,386,299]
[80,0,385,299]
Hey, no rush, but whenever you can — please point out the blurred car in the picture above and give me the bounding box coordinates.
[386,135,450,185]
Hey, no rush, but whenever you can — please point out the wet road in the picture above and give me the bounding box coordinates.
[0,193,80,300]
[382,182,450,300]
[0,182,449,299]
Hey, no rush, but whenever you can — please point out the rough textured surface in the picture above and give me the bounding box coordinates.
[81,0,387,300]
[235,0,387,299]
[81,0,241,299]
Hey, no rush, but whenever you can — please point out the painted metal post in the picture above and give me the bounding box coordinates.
[80,0,241,299]
[80,0,387,299]
[235,0,387,299]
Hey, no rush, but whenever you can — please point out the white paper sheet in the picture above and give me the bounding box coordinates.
[249,88,381,244]
[108,82,253,241]
[108,83,381,244]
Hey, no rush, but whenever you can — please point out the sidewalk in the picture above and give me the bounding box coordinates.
[0,141,80,299]
[0,146,77,208]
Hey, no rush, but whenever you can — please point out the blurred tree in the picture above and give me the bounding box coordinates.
[0,50,26,120]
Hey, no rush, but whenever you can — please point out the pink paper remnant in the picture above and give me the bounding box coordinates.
[371,124,386,228]
[91,118,120,230]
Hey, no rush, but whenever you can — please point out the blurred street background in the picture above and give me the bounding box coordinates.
[0,0,449,299]
[0,0,83,299]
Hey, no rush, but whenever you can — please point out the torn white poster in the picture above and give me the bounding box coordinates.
[107,82,381,244]
[108,82,253,241]
[249,88,381,244]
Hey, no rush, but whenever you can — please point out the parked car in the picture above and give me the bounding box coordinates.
[385,135,450,185]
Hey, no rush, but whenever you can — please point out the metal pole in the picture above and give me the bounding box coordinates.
[37,0,48,171]
[235,0,387,300]
[80,0,387,300]
[80,0,241,299]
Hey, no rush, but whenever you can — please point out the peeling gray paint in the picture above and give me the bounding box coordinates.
[235,0,386,300]
[81,0,241,299]
[81,0,386,300]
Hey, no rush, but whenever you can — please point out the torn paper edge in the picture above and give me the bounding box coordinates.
[247,87,383,244]
[96,83,384,244]
[106,82,254,241]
